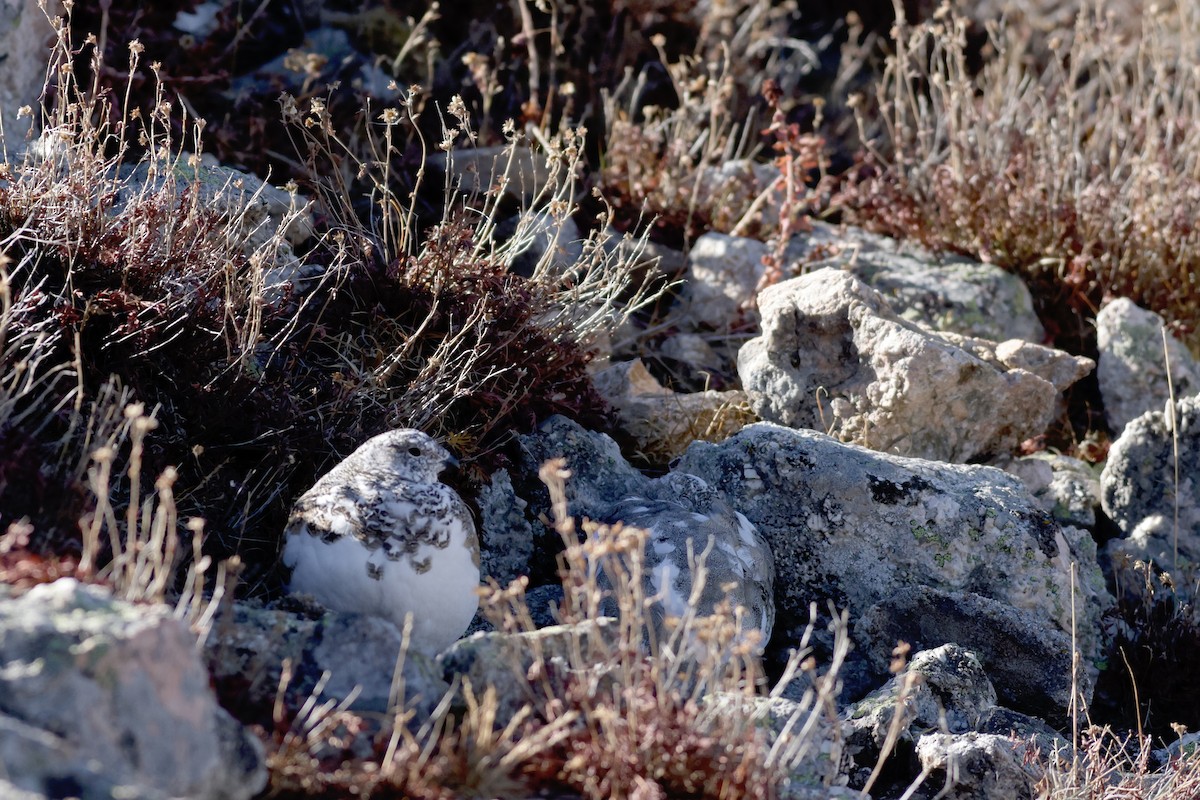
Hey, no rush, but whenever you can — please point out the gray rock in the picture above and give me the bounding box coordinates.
[0,777,48,800]
[311,614,449,714]
[205,600,316,714]
[695,158,783,233]
[438,619,617,721]
[654,332,730,384]
[173,2,224,39]
[478,468,537,588]
[1007,454,1101,528]
[1097,298,1200,434]
[683,232,768,330]
[0,579,265,800]
[914,732,1040,800]
[738,268,1084,462]
[845,645,997,763]
[523,584,566,628]
[228,27,400,102]
[785,222,1044,343]
[1101,394,1200,563]
[943,334,1094,396]
[477,417,651,593]
[1104,513,1189,570]
[514,417,774,638]
[427,145,558,205]
[0,0,59,148]
[516,415,651,520]
[600,471,776,643]
[702,692,847,790]
[977,707,1068,757]
[207,601,449,718]
[855,586,1085,724]
[673,423,1110,672]
[1154,731,1200,766]
[116,158,319,306]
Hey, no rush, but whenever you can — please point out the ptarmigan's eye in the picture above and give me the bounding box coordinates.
[407,446,422,456]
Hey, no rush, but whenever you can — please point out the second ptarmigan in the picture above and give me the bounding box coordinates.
[281,429,480,654]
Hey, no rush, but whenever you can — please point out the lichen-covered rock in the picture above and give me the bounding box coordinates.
[438,619,618,721]
[915,732,1040,800]
[785,222,1044,343]
[1101,394,1200,563]
[592,358,755,463]
[855,586,1085,724]
[478,468,537,588]
[845,645,997,761]
[1097,298,1200,434]
[977,707,1068,757]
[738,268,1083,462]
[674,423,1110,673]
[1006,454,1101,529]
[515,415,651,520]
[498,417,776,641]
[0,579,265,800]
[703,692,847,790]
[117,158,319,305]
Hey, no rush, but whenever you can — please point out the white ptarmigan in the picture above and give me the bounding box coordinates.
[281,429,480,654]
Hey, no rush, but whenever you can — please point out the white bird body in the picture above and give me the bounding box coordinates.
[282,430,480,654]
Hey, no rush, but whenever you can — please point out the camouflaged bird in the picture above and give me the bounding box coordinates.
[281,429,480,654]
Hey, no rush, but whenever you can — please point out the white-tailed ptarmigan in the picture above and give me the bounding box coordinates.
[281,429,480,654]
[600,471,775,646]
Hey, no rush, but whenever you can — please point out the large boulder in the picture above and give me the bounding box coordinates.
[673,423,1111,680]
[786,222,1044,343]
[1101,394,1200,565]
[738,268,1091,462]
[1097,298,1200,435]
[0,579,265,800]
[855,586,1084,724]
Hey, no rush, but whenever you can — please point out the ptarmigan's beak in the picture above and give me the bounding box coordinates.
[442,452,460,470]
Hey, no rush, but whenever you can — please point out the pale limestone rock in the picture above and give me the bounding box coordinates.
[738,268,1083,462]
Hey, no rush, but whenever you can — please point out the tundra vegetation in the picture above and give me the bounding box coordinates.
[2,0,1200,797]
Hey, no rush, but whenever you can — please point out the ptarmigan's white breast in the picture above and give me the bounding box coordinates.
[281,429,481,655]
[284,512,479,654]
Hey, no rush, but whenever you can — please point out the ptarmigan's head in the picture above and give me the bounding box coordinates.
[349,428,458,483]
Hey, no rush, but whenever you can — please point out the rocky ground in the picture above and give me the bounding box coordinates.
[3,2,1200,799]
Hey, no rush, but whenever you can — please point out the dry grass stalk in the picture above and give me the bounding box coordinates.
[840,0,1200,347]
